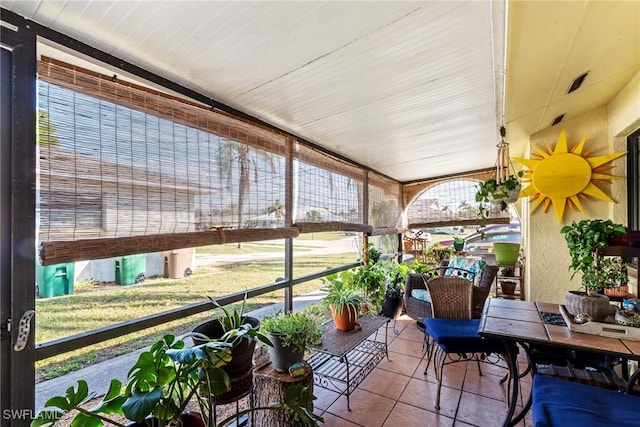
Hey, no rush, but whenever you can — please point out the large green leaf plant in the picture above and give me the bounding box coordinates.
[32,334,323,426]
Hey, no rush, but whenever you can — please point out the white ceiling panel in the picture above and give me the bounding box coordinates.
[3,0,638,182]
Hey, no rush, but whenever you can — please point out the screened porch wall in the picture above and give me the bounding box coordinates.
[36,57,403,265]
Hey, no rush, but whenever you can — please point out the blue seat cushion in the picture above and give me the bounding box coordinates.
[532,375,640,427]
[424,318,504,353]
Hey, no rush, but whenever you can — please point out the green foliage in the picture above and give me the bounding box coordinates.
[206,293,272,348]
[216,385,324,427]
[301,303,332,326]
[475,172,523,225]
[32,379,126,427]
[366,244,381,264]
[425,242,455,267]
[32,334,233,426]
[260,311,323,354]
[320,272,366,320]
[32,334,322,426]
[560,219,627,292]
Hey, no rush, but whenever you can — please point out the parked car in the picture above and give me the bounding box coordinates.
[426,226,465,235]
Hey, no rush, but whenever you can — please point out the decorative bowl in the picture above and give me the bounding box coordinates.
[615,310,640,327]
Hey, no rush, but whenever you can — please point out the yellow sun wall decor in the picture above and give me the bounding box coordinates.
[513,129,627,223]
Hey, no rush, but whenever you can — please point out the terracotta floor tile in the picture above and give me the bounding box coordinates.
[383,401,454,427]
[377,351,422,377]
[462,371,509,402]
[308,319,540,426]
[399,377,461,419]
[397,324,426,342]
[388,336,425,357]
[438,363,468,389]
[318,412,362,426]
[313,386,342,411]
[326,388,396,427]
[358,367,411,400]
[455,391,515,427]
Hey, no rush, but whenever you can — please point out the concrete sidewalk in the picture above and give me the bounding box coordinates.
[35,290,327,411]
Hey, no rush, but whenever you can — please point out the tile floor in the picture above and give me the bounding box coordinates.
[312,315,533,427]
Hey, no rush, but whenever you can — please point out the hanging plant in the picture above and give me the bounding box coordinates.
[475,171,523,226]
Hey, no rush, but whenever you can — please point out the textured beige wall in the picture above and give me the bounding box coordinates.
[526,71,640,303]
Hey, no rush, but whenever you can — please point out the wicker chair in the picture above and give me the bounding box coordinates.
[423,277,508,409]
[404,259,498,326]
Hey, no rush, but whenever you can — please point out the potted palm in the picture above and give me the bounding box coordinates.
[259,311,323,373]
[561,219,627,321]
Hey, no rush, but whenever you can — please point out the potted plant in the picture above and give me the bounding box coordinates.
[259,311,323,373]
[380,264,404,319]
[321,271,367,331]
[475,171,523,225]
[32,334,233,427]
[560,219,627,320]
[351,262,386,312]
[453,235,465,251]
[424,242,455,267]
[192,293,271,378]
[32,334,323,427]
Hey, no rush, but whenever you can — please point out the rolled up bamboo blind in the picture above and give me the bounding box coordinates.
[292,143,365,228]
[368,171,402,229]
[36,57,392,264]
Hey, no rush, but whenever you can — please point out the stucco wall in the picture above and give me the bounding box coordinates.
[526,71,640,303]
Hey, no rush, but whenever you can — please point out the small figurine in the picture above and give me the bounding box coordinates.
[574,313,592,324]
[288,362,306,377]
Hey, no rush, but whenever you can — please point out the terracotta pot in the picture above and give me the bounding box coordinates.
[564,291,612,322]
[331,304,358,331]
[604,285,629,297]
[501,281,517,296]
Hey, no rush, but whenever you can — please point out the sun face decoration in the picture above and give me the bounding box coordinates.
[513,129,627,223]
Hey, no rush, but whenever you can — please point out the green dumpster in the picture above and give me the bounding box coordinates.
[36,262,75,298]
[115,254,147,285]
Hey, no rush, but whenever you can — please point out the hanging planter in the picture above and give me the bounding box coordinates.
[475,126,523,226]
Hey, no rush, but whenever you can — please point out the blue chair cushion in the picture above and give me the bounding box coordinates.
[411,288,431,303]
[532,375,640,427]
[423,318,504,353]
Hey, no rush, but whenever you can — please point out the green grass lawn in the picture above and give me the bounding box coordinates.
[35,252,355,382]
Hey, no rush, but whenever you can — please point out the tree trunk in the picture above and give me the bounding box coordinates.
[252,362,314,427]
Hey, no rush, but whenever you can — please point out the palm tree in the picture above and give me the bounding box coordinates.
[220,141,278,246]
[265,199,285,225]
